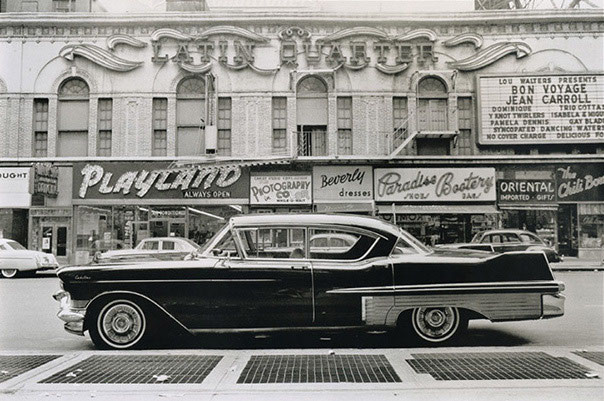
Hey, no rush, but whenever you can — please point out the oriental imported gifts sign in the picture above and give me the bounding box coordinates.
[497,179,556,204]
[374,168,496,202]
[73,162,249,203]
[478,73,604,144]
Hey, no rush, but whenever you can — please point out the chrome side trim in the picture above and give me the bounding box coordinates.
[92,279,278,284]
[327,280,563,295]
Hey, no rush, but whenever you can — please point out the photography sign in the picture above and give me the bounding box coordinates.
[478,73,604,144]
[250,173,312,205]
[374,168,496,202]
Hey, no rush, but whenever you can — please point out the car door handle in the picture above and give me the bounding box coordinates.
[291,265,308,270]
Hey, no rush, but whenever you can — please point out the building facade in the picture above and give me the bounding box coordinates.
[0,8,602,262]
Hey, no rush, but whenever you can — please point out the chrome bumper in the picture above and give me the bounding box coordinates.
[53,290,86,336]
[542,293,565,319]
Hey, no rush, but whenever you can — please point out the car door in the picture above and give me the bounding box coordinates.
[482,234,504,253]
[204,226,314,328]
[309,227,392,326]
[501,233,526,252]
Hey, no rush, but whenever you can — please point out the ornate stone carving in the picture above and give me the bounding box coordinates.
[443,32,484,48]
[59,44,143,72]
[448,42,532,71]
[320,27,389,42]
[107,34,147,50]
[393,29,438,42]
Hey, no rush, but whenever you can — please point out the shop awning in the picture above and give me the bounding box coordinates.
[315,201,375,213]
[377,204,499,214]
[499,204,559,211]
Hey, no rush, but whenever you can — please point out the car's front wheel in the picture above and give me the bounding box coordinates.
[409,306,466,344]
[89,299,148,350]
[1,269,19,278]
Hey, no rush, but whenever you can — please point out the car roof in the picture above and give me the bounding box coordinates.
[230,214,400,237]
[480,229,536,235]
[141,237,186,241]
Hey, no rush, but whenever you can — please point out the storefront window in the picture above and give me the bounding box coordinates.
[501,209,557,247]
[579,204,604,249]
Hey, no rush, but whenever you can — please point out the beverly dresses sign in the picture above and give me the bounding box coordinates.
[374,168,496,202]
[478,73,604,144]
[250,174,312,205]
[313,166,373,202]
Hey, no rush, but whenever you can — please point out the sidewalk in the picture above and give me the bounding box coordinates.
[551,257,604,271]
[1,347,603,401]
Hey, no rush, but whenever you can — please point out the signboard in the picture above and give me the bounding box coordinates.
[497,179,556,204]
[250,174,312,205]
[313,166,373,202]
[73,162,249,202]
[31,163,58,197]
[374,168,496,202]
[478,73,604,144]
[555,164,604,203]
[0,168,31,208]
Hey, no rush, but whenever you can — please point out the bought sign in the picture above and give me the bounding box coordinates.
[478,73,604,144]
[374,168,496,202]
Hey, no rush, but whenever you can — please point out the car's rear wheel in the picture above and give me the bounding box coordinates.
[410,306,466,344]
[1,269,19,278]
[89,299,148,350]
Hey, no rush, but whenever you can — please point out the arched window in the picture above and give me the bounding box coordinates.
[176,77,205,156]
[296,76,328,156]
[57,78,89,156]
[416,76,450,155]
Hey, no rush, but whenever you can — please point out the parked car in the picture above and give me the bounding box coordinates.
[472,229,561,262]
[0,238,59,278]
[54,214,565,349]
[94,237,202,263]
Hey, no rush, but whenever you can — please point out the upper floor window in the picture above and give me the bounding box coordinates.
[57,78,89,157]
[33,99,49,157]
[417,76,449,155]
[272,97,287,154]
[176,77,205,156]
[457,97,474,156]
[337,97,352,155]
[152,98,168,156]
[217,97,232,156]
[297,76,328,156]
[97,98,113,156]
[53,0,76,12]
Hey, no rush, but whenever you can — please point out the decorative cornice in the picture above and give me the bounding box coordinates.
[178,61,212,74]
[320,27,389,43]
[198,25,269,42]
[393,28,438,42]
[278,26,311,40]
[151,28,192,41]
[444,32,483,48]
[107,34,146,50]
[59,44,143,72]
[376,63,409,75]
[448,41,531,71]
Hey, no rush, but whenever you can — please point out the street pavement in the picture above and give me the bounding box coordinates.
[0,270,602,400]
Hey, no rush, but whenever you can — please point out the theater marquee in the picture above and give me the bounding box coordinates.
[478,73,604,145]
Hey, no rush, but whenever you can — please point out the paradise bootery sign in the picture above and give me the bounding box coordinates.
[73,162,249,203]
[556,164,604,203]
[374,168,496,202]
[478,73,604,144]
[250,173,311,205]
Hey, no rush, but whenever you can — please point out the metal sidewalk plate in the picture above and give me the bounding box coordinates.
[407,352,597,381]
[573,351,604,366]
[237,354,401,384]
[38,355,222,384]
[0,355,62,383]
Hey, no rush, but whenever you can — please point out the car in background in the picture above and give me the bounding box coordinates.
[0,238,59,278]
[54,214,564,350]
[470,229,561,263]
[94,237,202,263]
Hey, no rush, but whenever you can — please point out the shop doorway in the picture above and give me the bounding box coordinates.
[40,224,69,264]
[557,204,578,257]
[150,219,186,238]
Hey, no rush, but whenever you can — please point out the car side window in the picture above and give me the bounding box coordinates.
[0,244,6,250]
[309,228,377,261]
[505,234,520,243]
[141,240,159,250]
[236,227,306,259]
[519,234,533,243]
[490,235,502,244]
[210,231,240,258]
[162,241,175,250]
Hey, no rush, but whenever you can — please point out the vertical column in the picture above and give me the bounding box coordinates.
[286,95,296,157]
[47,96,58,157]
[327,94,337,155]
[18,97,33,157]
[88,96,98,157]
[448,94,458,155]
[167,95,176,157]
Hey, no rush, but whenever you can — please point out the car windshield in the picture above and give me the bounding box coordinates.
[470,232,484,243]
[398,228,432,254]
[6,240,26,250]
[198,225,230,255]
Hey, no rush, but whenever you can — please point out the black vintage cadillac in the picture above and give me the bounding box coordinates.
[54,214,565,349]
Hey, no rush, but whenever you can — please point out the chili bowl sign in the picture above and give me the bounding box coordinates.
[374,168,496,202]
[250,174,311,205]
[478,73,604,144]
[556,164,604,203]
[313,166,372,202]
[73,162,249,203]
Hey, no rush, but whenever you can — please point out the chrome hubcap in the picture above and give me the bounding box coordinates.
[413,307,459,341]
[1,269,17,278]
[99,302,145,346]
